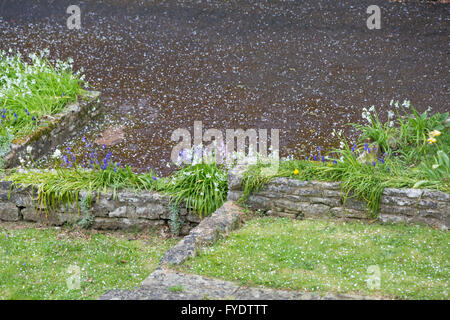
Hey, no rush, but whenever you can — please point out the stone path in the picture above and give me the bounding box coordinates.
[99,268,373,300]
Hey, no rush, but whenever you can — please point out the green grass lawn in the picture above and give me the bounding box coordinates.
[0,223,177,299]
[180,217,449,299]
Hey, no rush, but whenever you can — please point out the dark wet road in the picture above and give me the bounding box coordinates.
[1,0,449,175]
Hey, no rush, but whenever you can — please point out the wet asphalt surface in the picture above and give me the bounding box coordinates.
[0,0,449,175]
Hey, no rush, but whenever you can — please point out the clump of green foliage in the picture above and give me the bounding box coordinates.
[165,162,228,219]
[0,49,85,140]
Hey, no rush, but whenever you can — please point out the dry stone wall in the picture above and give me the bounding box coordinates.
[0,181,199,235]
[227,166,449,230]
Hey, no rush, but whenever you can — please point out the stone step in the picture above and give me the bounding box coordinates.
[99,269,373,300]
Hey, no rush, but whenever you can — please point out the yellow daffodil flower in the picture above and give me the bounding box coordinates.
[430,130,441,137]
[293,169,299,175]
[427,137,437,144]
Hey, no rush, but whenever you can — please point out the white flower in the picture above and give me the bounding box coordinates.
[387,111,394,119]
[26,146,33,153]
[52,149,61,159]
[402,100,410,108]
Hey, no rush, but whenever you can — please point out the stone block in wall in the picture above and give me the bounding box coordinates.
[330,207,368,219]
[323,189,342,198]
[9,192,33,207]
[227,190,243,202]
[108,206,129,218]
[0,202,20,221]
[308,197,341,207]
[297,188,323,197]
[379,204,416,216]
[227,165,248,191]
[186,213,202,223]
[421,190,449,202]
[267,210,297,219]
[179,223,193,236]
[309,181,341,190]
[246,195,272,211]
[0,189,10,202]
[159,207,176,220]
[382,188,423,198]
[21,208,81,225]
[301,203,331,217]
[273,199,305,212]
[417,199,439,209]
[91,195,116,217]
[135,205,165,220]
[267,178,309,194]
[92,217,165,230]
[380,196,419,207]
